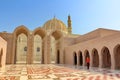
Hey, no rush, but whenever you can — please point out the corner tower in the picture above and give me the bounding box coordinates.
[67,15,72,34]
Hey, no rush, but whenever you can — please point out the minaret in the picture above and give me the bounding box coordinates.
[67,15,72,34]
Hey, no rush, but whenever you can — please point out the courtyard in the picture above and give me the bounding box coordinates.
[0,64,120,80]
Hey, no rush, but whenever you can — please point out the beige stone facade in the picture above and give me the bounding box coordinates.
[0,16,120,70]
[0,16,73,64]
[0,36,7,70]
[65,28,120,70]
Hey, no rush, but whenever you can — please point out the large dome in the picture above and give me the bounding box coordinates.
[43,18,68,33]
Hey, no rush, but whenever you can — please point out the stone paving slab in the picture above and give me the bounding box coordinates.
[0,64,120,80]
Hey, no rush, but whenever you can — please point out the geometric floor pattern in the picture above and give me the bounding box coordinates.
[0,64,120,80]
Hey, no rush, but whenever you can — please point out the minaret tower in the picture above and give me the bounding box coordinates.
[67,15,72,34]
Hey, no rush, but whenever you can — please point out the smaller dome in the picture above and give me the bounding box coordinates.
[43,18,68,33]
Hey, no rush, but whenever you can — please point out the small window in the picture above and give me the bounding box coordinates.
[37,47,40,52]
[24,46,27,51]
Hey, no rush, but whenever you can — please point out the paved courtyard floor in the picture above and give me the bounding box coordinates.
[0,64,120,80]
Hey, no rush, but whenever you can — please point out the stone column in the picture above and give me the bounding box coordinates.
[60,37,66,64]
[89,51,93,67]
[99,49,102,68]
[0,53,2,67]
[41,40,44,64]
[12,34,16,64]
[43,36,47,64]
[56,41,60,64]
[77,53,79,66]
[46,35,51,64]
[59,37,65,64]
[42,36,51,64]
[110,49,115,70]
[83,55,85,66]
[27,34,33,64]
[41,38,46,64]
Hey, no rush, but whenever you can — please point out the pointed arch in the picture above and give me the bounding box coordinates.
[92,48,99,67]
[78,51,83,66]
[13,25,29,64]
[50,30,63,64]
[73,52,77,65]
[14,25,29,37]
[33,35,42,63]
[33,28,46,39]
[114,44,120,69]
[50,36,56,64]
[101,46,111,68]
[84,50,90,66]
[16,33,27,63]
[51,30,63,40]
[33,28,46,64]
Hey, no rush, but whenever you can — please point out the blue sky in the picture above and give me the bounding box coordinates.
[0,0,120,34]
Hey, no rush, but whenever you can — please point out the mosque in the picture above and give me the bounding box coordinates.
[0,15,120,70]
